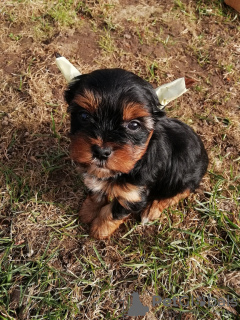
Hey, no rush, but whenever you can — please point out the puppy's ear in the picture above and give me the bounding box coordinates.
[64,76,82,105]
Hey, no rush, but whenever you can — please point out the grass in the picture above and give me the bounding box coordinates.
[0,0,240,319]
[98,28,116,53]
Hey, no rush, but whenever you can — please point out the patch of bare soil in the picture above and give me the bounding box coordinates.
[49,22,100,66]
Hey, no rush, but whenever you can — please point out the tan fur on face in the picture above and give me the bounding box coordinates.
[79,194,108,224]
[70,135,116,177]
[123,102,151,121]
[70,134,153,178]
[73,90,100,113]
[70,139,149,177]
[90,203,128,239]
[70,118,153,177]
[141,189,190,223]
[106,144,142,173]
[107,130,153,174]
[70,135,92,165]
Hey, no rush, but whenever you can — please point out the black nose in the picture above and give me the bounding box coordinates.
[92,145,112,160]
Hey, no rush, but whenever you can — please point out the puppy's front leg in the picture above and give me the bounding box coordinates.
[90,200,130,239]
[79,193,108,224]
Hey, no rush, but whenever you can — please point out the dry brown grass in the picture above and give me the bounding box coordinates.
[0,0,239,319]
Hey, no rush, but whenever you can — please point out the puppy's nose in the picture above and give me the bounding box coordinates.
[92,145,112,160]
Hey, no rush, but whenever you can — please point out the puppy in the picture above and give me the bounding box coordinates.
[65,68,208,239]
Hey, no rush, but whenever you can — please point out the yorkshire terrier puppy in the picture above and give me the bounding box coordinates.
[65,69,208,239]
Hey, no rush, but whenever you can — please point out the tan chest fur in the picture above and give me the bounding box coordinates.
[84,174,144,204]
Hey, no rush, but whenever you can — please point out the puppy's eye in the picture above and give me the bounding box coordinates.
[127,120,141,131]
[79,112,90,122]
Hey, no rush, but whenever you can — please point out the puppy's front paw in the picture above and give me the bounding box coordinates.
[90,204,124,239]
[79,194,107,224]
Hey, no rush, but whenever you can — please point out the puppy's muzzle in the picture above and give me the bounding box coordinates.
[91,145,112,161]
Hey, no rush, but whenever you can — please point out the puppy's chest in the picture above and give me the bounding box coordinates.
[83,174,144,203]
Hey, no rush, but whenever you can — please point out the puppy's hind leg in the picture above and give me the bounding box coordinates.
[141,189,190,224]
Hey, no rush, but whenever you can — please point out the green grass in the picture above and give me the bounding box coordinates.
[1,172,239,318]
[1,193,239,319]
[98,28,116,53]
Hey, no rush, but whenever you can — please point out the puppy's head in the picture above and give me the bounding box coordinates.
[65,68,164,178]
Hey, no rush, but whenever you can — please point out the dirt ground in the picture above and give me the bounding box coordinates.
[0,0,240,319]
